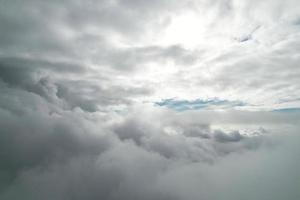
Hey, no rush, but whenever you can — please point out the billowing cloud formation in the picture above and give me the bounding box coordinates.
[0,0,300,200]
[0,78,300,199]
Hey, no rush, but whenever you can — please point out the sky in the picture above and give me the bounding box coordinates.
[0,0,300,199]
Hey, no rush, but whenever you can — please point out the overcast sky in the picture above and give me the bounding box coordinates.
[0,0,300,199]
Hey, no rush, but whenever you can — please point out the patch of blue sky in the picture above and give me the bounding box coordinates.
[154,98,246,112]
[272,107,300,113]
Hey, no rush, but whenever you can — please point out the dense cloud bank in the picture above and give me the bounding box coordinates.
[1,0,300,199]
[1,75,300,200]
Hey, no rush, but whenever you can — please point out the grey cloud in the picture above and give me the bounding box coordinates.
[0,78,299,199]
[56,79,153,112]
[0,56,154,112]
[214,46,300,104]
[1,0,300,199]
[113,118,148,145]
[180,0,300,109]
[0,0,187,56]
[153,132,300,200]
[0,92,298,200]
[0,108,111,195]
[188,32,300,108]
[89,44,200,71]
[213,130,243,143]
[111,112,276,162]
[0,0,200,75]
[1,142,174,200]
[182,124,211,138]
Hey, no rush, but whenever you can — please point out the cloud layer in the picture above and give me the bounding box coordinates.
[0,0,300,199]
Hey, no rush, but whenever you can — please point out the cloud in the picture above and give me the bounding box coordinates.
[0,89,299,199]
[1,0,299,110]
[0,0,300,199]
[0,72,299,199]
